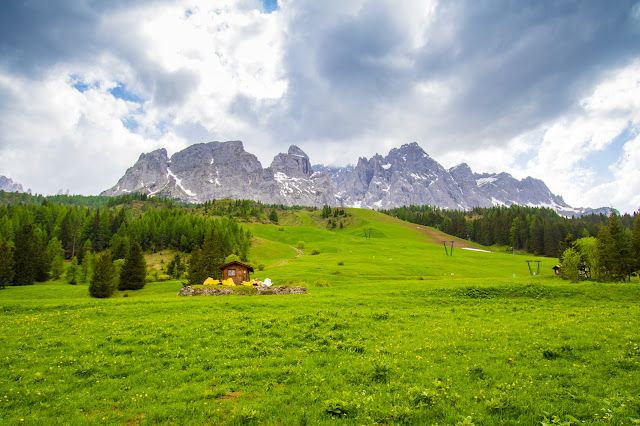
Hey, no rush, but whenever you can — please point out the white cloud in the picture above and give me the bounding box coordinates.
[1,0,639,215]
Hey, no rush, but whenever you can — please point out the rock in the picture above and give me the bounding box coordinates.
[176,285,306,296]
[257,286,307,295]
[177,286,195,296]
[102,140,604,216]
[0,176,25,193]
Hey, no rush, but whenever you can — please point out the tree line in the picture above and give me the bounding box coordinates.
[381,204,635,258]
[559,213,640,282]
[0,195,252,290]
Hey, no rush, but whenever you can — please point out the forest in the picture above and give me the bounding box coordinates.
[0,192,253,288]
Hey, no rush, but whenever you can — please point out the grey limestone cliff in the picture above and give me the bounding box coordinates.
[102,140,599,215]
[0,176,26,193]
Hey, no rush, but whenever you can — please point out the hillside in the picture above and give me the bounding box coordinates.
[0,207,638,425]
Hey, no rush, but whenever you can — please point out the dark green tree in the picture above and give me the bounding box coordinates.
[321,204,331,219]
[597,214,634,281]
[199,229,225,280]
[166,253,184,279]
[269,209,279,224]
[118,241,147,290]
[89,251,116,298]
[188,245,204,285]
[606,213,634,281]
[632,213,640,273]
[13,223,38,286]
[0,240,15,288]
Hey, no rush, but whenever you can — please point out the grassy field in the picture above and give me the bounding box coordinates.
[1,209,639,425]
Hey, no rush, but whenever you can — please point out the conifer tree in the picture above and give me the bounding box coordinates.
[188,245,204,285]
[606,213,633,281]
[269,209,279,224]
[66,257,78,285]
[118,241,147,290]
[199,229,225,280]
[0,240,14,289]
[632,213,640,273]
[13,223,38,286]
[597,214,634,282]
[89,251,116,298]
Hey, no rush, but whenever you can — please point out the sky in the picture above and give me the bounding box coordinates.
[1,0,639,213]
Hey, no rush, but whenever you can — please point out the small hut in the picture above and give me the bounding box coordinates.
[219,261,254,285]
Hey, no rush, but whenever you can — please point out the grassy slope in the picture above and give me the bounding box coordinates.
[1,209,639,425]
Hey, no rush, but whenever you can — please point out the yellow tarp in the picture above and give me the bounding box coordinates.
[222,278,236,286]
[242,281,252,286]
[203,277,217,286]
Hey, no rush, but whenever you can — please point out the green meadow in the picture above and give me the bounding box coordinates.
[1,209,639,425]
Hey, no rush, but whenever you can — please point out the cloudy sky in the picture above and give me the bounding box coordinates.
[1,1,640,213]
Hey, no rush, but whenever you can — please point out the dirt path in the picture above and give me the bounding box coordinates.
[399,222,481,250]
[271,246,304,267]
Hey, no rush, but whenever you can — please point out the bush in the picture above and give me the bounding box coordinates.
[297,241,305,249]
[337,261,344,266]
[314,280,330,287]
[257,262,265,271]
[311,249,320,255]
[157,274,171,281]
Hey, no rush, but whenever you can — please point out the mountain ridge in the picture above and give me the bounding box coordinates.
[101,141,610,217]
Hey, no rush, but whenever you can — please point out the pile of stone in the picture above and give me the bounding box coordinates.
[257,286,307,295]
[177,285,306,297]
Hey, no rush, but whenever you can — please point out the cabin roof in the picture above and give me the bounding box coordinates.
[219,261,254,272]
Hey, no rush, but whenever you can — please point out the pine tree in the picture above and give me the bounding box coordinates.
[632,213,640,273]
[66,257,78,285]
[198,229,225,280]
[13,223,38,286]
[89,251,116,298]
[188,245,204,285]
[607,213,633,281]
[118,241,147,290]
[269,209,279,224]
[0,240,15,288]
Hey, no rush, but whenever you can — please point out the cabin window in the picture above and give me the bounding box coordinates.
[228,269,236,277]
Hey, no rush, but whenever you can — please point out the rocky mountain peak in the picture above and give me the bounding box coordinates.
[102,140,602,216]
[270,145,312,179]
[0,176,25,193]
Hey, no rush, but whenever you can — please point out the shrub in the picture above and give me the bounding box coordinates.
[314,280,330,287]
[337,261,344,266]
[257,263,265,271]
[297,241,305,249]
[311,249,320,255]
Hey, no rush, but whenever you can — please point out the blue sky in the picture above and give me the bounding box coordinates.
[0,0,639,213]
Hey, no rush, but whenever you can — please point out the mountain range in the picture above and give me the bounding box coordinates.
[0,176,28,194]
[101,141,609,217]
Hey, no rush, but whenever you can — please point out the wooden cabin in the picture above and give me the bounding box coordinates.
[219,261,254,285]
